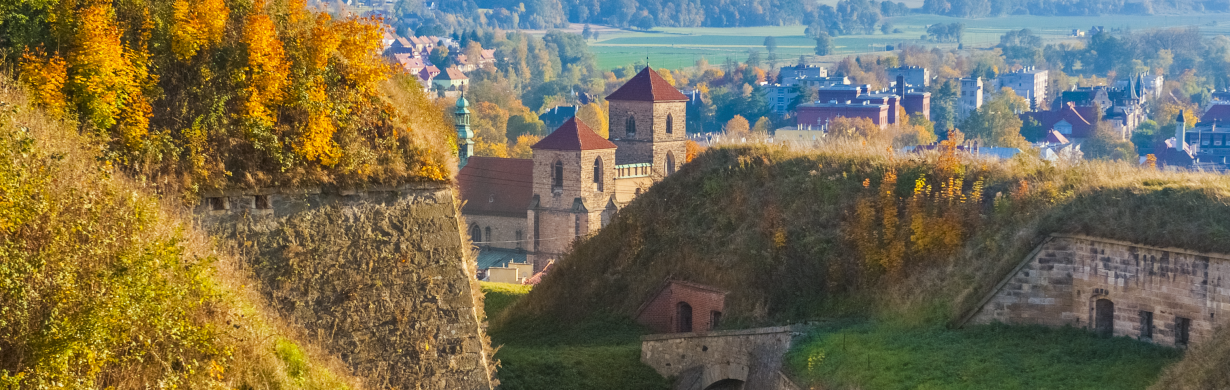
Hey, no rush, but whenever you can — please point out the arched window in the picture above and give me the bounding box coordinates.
[470,225,482,244]
[666,113,674,134]
[676,302,693,333]
[484,227,491,243]
[593,157,604,192]
[665,151,676,175]
[626,114,637,138]
[515,230,523,250]
[553,160,564,191]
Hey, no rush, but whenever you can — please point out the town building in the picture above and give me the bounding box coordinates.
[796,100,891,130]
[996,67,1048,110]
[889,66,930,87]
[457,67,688,275]
[635,280,727,334]
[539,105,579,129]
[1021,102,1097,141]
[959,77,984,119]
[779,64,828,85]
[433,67,469,90]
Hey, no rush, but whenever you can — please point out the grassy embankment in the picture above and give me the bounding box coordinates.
[0,81,356,388]
[480,282,668,390]
[496,141,1230,389]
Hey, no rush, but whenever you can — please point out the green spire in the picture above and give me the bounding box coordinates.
[455,95,474,168]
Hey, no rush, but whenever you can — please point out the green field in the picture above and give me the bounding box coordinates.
[588,13,1230,70]
[787,321,1184,389]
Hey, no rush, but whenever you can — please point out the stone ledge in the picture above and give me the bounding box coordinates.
[641,325,795,341]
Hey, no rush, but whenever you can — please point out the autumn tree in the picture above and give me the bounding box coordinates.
[576,102,609,138]
[725,115,750,136]
[958,88,1029,148]
[752,116,773,134]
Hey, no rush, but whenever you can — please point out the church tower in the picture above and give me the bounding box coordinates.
[606,67,689,177]
[455,95,474,168]
[526,117,617,270]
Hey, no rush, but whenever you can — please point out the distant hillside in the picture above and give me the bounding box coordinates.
[0,79,355,388]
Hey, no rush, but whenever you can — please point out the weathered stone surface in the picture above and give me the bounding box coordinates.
[642,326,799,390]
[198,185,494,389]
[967,234,1230,347]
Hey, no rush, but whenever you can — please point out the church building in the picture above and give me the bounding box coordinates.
[457,67,689,277]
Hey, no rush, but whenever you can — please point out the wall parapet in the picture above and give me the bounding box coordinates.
[964,234,1230,348]
[642,326,799,390]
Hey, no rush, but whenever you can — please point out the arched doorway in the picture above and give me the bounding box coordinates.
[1095,299,1114,337]
[676,302,693,333]
[666,151,676,175]
[703,379,744,390]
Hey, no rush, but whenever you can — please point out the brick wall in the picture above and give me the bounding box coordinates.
[967,234,1230,347]
[636,281,727,334]
[796,104,889,129]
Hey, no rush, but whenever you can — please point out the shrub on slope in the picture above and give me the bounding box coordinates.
[504,142,1230,329]
[0,81,355,388]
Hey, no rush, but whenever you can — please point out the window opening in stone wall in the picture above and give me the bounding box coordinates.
[574,214,581,237]
[1139,311,1153,341]
[1176,317,1191,346]
[626,115,637,138]
[666,114,674,134]
[1095,299,1114,337]
[533,213,541,251]
[470,225,482,244]
[515,230,523,250]
[254,195,271,209]
[676,302,693,333]
[484,227,491,244]
[553,160,564,192]
[594,157,603,192]
[208,197,227,211]
[710,311,722,330]
[666,151,676,175]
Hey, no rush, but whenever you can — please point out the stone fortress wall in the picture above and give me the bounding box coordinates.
[197,184,494,390]
[966,234,1230,347]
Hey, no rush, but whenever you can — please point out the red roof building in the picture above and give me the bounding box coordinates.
[606,67,690,102]
[1022,102,1096,140]
[457,157,534,218]
[532,117,617,151]
[635,280,727,334]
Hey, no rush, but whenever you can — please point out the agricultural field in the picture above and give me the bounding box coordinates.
[584,13,1230,70]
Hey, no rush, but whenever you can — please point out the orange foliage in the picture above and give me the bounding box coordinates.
[170,0,229,61]
[19,48,68,115]
[68,3,150,149]
[685,140,703,162]
[334,17,390,96]
[241,11,290,129]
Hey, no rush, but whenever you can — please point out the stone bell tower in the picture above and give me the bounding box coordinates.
[606,67,689,177]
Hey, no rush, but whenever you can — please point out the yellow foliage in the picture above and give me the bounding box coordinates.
[241,12,290,129]
[657,68,676,86]
[69,3,150,149]
[308,13,342,71]
[18,48,68,115]
[475,137,510,158]
[576,102,608,138]
[334,17,390,96]
[170,0,229,61]
[510,134,541,159]
[725,115,750,136]
[685,140,703,162]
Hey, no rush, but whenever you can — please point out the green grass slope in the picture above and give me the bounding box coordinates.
[0,82,356,388]
[480,283,668,390]
[500,143,1230,388]
[788,322,1181,390]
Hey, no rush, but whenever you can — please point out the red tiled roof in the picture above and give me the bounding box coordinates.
[457,157,533,218]
[437,67,468,80]
[606,67,689,102]
[1045,129,1070,144]
[1202,104,1230,124]
[1023,102,1095,139]
[532,117,617,151]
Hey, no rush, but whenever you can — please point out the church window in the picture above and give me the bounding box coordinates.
[574,214,581,237]
[470,224,482,244]
[626,114,637,138]
[665,151,676,175]
[553,160,564,191]
[484,227,491,244]
[666,114,674,134]
[594,157,604,192]
[515,230,523,250]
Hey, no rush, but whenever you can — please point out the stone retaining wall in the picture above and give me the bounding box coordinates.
[967,234,1230,347]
